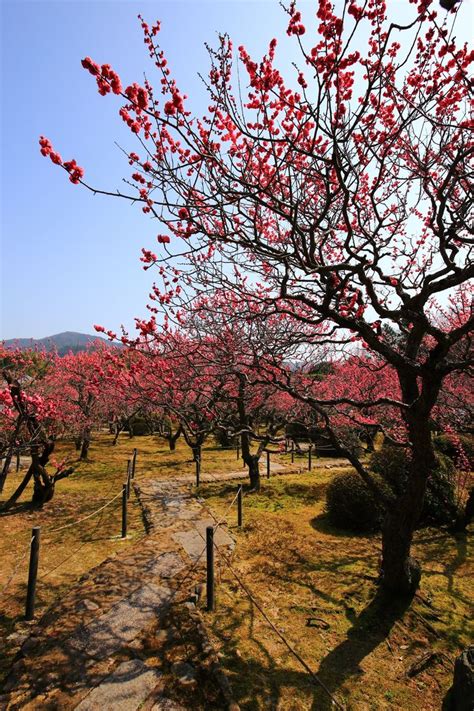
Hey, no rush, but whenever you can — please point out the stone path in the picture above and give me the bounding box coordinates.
[1,473,239,711]
[74,660,163,711]
[1,454,347,710]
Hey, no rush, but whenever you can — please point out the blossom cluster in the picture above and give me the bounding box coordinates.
[81,56,122,95]
[39,136,84,184]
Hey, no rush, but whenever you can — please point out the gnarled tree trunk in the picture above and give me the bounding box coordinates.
[167,424,182,451]
[246,454,260,491]
[381,410,436,595]
[80,428,91,460]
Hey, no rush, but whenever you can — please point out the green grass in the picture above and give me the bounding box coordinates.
[200,469,473,711]
[2,433,471,710]
[0,431,287,681]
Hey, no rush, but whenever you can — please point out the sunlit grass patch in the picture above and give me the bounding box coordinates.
[201,469,473,710]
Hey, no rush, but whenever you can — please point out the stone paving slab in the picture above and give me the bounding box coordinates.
[146,552,185,579]
[150,699,188,711]
[172,519,235,563]
[69,583,172,659]
[74,659,162,711]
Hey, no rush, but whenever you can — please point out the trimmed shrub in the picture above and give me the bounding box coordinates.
[125,416,153,436]
[326,442,458,534]
[213,427,235,448]
[370,444,408,490]
[325,472,385,532]
[371,443,457,527]
[433,433,474,469]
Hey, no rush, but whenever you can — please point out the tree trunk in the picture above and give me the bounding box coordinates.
[167,425,182,451]
[32,465,55,506]
[0,452,13,493]
[247,455,260,491]
[112,420,124,446]
[80,430,91,460]
[75,437,82,451]
[0,441,64,511]
[381,417,435,595]
[0,465,33,510]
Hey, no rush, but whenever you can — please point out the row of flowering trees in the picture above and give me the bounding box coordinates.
[2,302,471,500]
[0,335,302,502]
[35,0,473,599]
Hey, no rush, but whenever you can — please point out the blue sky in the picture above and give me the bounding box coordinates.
[1,0,472,339]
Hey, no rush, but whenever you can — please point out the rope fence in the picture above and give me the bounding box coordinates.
[181,476,345,708]
[2,438,344,704]
[211,537,345,710]
[0,451,139,616]
[0,536,34,600]
[46,490,123,534]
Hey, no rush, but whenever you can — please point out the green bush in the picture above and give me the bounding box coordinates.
[125,416,153,436]
[325,472,385,532]
[371,443,457,527]
[370,444,408,490]
[213,427,235,448]
[325,442,458,533]
[433,433,474,469]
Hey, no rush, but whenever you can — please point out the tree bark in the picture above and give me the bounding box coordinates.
[80,429,91,460]
[167,424,182,451]
[381,416,435,595]
[0,465,33,510]
[0,451,13,493]
[246,455,261,491]
[192,444,202,463]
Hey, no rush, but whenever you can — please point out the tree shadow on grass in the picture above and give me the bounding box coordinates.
[444,532,468,594]
[312,588,416,710]
[310,512,379,540]
[0,501,36,517]
[214,589,415,710]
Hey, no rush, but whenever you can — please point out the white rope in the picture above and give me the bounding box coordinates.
[47,490,122,533]
[0,536,34,599]
[214,542,346,710]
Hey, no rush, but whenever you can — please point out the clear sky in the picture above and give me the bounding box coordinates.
[1,0,472,340]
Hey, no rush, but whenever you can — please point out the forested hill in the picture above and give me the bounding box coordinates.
[3,331,117,356]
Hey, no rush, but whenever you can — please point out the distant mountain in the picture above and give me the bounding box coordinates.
[3,331,119,356]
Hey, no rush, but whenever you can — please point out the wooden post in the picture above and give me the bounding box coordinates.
[25,527,40,620]
[131,448,137,479]
[237,485,243,528]
[266,450,270,479]
[308,445,312,471]
[196,457,200,487]
[121,484,128,539]
[126,462,131,500]
[291,441,295,463]
[206,526,214,611]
